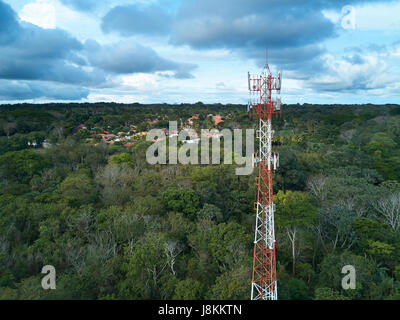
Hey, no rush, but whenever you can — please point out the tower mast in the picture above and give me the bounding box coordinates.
[248,53,281,300]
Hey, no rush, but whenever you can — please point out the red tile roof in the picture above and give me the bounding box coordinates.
[212,114,224,125]
[124,142,135,147]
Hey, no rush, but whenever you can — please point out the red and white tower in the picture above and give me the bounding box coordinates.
[248,56,281,300]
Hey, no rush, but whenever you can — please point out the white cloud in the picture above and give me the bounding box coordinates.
[120,73,159,91]
[308,53,391,92]
[382,46,400,58]
[324,2,400,31]
[20,0,56,29]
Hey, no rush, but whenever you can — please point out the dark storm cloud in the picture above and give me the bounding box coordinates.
[169,1,335,50]
[0,80,90,100]
[170,0,397,50]
[101,0,342,50]
[245,45,326,68]
[0,26,106,86]
[100,0,396,75]
[85,40,196,79]
[101,4,172,36]
[244,45,329,81]
[0,0,197,101]
[99,0,337,74]
[0,1,105,86]
[0,0,20,44]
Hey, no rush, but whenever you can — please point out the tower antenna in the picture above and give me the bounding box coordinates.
[247,50,282,300]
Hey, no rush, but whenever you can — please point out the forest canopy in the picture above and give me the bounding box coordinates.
[0,102,400,300]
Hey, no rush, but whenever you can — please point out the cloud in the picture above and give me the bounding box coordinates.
[0,80,89,100]
[0,0,195,84]
[85,40,196,79]
[59,0,100,12]
[170,1,335,50]
[101,4,172,36]
[99,0,338,72]
[19,0,56,29]
[343,54,365,65]
[0,22,106,86]
[0,1,106,86]
[0,0,197,102]
[100,0,397,74]
[244,44,327,75]
[0,0,21,45]
[308,54,390,92]
[305,41,400,94]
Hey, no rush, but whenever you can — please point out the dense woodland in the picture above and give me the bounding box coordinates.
[0,102,400,300]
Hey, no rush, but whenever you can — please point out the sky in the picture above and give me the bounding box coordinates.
[0,0,400,105]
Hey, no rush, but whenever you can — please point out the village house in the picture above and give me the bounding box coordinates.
[187,114,199,126]
[124,142,135,147]
[100,134,117,144]
[42,140,53,148]
[148,119,159,125]
[212,114,224,126]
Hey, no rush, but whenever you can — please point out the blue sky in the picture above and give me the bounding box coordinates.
[1,0,400,104]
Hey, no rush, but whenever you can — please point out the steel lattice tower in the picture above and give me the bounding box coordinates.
[248,56,281,300]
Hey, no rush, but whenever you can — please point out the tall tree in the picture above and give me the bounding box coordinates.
[275,190,317,275]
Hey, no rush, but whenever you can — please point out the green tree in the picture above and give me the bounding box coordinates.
[208,265,250,300]
[198,204,223,222]
[95,164,135,205]
[59,173,98,205]
[364,132,396,156]
[275,190,317,274]
[0,149,50,185]
[317,252,374,299]
[173,279,204,300]
[119,233,169,299]
[288,279,310,300]
[275,147,306,191]
[316,207,357,254]
[109,153,133,166]
[162,188,200,219]
[314,287,350,300]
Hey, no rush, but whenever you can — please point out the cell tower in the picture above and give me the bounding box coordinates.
[247,53,281,300]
